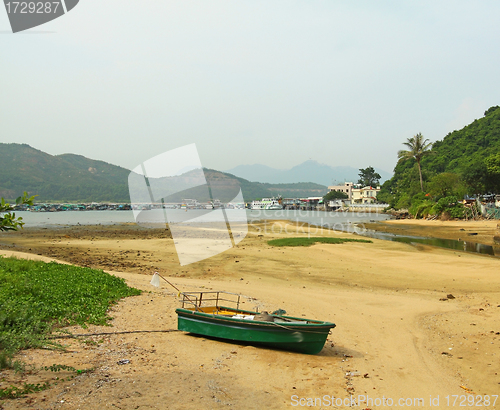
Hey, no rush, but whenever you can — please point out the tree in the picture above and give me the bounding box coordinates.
[462,161,489,195]
[323,190,348,202]
[0,192,36,231]
[485,153,500,175]
[357,166,381,187]
[485,153,500,193]
[397,133,432,192]
[427,173,466,199]
[462,157,500,195]
[484,106,500,116]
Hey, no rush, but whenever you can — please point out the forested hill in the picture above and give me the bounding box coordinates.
[422,105,500,174]
[379,105,500,209]
[0,143,131,202]
[0,144,326,202]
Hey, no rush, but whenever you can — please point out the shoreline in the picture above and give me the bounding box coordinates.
[0,220,499,409]
[363,219,500,247]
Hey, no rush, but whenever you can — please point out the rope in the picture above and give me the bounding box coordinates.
[270,321,331,334]
[48,329,179,339]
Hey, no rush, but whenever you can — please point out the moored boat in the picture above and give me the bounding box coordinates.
[175,291,335,354]
[251,197,283,210]
[251,200,265,209]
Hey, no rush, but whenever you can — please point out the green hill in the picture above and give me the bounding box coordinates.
[0,144,325,203]
[0,144,131,202]
[379,105,500,210]
[396,105,500,176]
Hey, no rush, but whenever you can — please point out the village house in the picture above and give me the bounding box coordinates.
[327,182,354,200]
[327,182,381,204]
[352,186,380,204]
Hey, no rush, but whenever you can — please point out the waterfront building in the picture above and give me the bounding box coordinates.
[351,186,380,204]
[327,182,380,204]
[327,182,354,200]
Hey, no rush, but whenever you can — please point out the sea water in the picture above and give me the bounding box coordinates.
[14,209,390,228]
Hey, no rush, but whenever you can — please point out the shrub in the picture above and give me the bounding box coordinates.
[431,196,465,219]
[409,200,435,219]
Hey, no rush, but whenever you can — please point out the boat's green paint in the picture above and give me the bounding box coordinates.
[176,307,336,355]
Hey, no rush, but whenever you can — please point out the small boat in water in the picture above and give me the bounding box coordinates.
[175,291,335,354]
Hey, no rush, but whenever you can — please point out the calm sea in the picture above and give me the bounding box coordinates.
[14,209,390,229]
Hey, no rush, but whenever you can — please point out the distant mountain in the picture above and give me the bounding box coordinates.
[0,144,324,202]
[227,160,390,186]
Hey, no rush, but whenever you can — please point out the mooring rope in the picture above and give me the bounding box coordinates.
[48,329,179,339]
[270,321,331,334]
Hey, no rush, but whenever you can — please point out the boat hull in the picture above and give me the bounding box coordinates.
[176,307,335,354]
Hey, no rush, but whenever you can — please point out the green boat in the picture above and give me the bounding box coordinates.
[175,291,336,355]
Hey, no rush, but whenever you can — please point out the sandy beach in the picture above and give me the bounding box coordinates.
[0,219,499,409]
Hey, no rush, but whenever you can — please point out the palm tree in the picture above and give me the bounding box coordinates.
[398,133,432,192]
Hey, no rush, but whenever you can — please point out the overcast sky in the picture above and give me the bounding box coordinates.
[1,1,500,175]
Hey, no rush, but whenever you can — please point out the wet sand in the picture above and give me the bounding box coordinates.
[364,219,500,247]
[0,220,499,409]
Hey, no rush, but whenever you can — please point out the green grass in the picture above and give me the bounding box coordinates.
[0,256,141,366]
[267,237,372,247]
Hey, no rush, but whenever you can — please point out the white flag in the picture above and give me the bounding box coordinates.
[150,272,161,288]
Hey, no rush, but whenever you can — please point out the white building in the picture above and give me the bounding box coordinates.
[352,186,380,204]
[327,182,380,204]
[327,182,354,200]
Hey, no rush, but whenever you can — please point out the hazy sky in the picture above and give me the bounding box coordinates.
[2,1,500,175]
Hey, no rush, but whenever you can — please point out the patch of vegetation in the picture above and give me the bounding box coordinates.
[394,192,469,219]
[0,365,92,399]
[0,382,51,399]
[1,192,36,232]
[323,190,349,202]
[267,237,372,247]
[0,256,141,368]
[41,363,92,374]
